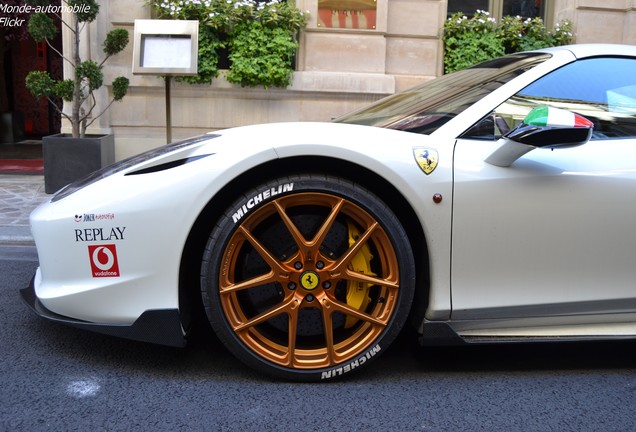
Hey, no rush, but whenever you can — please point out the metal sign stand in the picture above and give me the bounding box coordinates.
[165,76,172,144]
[131,20,199,145]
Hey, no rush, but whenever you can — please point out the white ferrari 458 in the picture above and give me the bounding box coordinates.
[22,44,636,381]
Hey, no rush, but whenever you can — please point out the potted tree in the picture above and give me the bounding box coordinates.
[25,0,129,193]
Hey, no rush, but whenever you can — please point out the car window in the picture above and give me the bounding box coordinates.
[463,57,636,140]
[335,53,550,135]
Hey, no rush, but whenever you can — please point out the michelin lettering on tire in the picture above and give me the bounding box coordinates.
[320,344,382,380]
[232,183,294,223]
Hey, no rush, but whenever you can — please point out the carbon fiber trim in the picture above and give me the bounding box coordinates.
[21,277,186,348]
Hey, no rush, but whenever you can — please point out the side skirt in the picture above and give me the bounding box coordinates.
[419,319,636,346]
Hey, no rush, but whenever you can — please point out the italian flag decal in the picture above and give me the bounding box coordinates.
[524,106,593,128]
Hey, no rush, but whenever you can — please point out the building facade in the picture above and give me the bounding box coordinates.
[66,0,636,158]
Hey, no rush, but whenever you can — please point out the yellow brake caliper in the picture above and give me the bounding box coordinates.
[345,221,376,328]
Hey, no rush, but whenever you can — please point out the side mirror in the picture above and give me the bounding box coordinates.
[484,106,593,167]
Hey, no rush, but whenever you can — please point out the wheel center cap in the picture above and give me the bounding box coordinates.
[300,270,320,290]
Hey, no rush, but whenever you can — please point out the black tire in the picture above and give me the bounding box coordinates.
[201,174,415,381]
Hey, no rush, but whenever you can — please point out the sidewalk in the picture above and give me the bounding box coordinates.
[0,174,50,246]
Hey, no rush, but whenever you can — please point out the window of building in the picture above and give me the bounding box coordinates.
[448,0,546,21]
[317,0,377,30]
[448,0,489,17]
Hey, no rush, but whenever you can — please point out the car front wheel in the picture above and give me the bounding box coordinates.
[201,174,415,381]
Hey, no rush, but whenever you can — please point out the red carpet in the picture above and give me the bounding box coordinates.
[0,159,44,174]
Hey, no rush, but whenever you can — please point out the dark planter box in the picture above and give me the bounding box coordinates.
[42,134,115,194]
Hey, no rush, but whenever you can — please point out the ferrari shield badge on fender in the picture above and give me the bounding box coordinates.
[414,147,439,175]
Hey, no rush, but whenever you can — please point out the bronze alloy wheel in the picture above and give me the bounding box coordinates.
[202,175,414,381]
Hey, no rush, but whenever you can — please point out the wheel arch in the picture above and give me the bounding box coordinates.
[178,155,430,336]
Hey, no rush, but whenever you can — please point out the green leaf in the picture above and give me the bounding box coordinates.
[76,60,103,91]
[27,13,57,42]
[149,0,307,86]
[112,77,129,101]
[227,21,297,88]
[443,10,575,73]
[69,0,100,23]
[53,80,74,101]
[25,71,55,97]
[103,29,129,57]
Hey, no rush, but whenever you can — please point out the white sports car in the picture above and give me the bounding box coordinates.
[22,44,636,381]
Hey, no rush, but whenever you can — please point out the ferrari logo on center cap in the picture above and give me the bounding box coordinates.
[300,271,320,290]
[414,147,439,175]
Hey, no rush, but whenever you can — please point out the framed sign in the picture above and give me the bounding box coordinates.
[132,20,199,76]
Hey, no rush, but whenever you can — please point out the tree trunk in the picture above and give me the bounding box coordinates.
[71,14,81,138]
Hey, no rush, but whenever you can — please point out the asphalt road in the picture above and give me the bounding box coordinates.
[2,245,635,431]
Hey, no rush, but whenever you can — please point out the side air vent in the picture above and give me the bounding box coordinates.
[126,154,214,175]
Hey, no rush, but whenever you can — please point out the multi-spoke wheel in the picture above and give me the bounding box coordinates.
[201,175,414,381]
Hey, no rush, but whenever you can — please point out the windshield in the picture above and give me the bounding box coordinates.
[335,52,551,135]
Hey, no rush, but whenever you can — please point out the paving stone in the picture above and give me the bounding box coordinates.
[0,175,50,230]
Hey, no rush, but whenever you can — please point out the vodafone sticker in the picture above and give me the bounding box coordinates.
[88,244,121,278]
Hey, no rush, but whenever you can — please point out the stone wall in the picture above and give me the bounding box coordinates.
[555,0,636,44]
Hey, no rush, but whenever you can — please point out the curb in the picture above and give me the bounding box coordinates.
[0,226,35,247]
